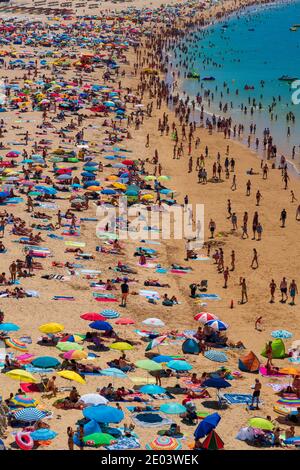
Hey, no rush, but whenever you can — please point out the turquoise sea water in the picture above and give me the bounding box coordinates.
[173,0,300,167]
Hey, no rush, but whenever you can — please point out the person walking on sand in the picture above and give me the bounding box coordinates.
[255,316,263,331]
[283,171,290,190]
[231,212,237,230]
[280,277,288,303]
[280,208,287,228]
[9,261,17,283]
[240,278,248,304]
[252,212,259,240]
[223,267,229,289]
[269,279,277,303]
[289,280,298,306]
[227,199,232,219]
[266,341,274,368]
[120,280,129,308]
[256,222,263,240]
[251,248,258,269]
[208,219,216,239]
[250,378,262,410]
[296,205,300,221]
[290,190,297,203]
[231,174,237,191]
[246,179,251,196]
[67,426,74,451]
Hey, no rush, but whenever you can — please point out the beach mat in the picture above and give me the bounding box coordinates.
[65,241,86,247]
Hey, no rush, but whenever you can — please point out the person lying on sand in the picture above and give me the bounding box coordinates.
[144,279,170,288]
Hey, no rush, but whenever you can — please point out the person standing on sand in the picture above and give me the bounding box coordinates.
[227,199,232,218]
[252,211,259,240]
[289,280,298,306]
[231,212,237,231]
[223,267,229,289]
[255,316,263,331]
[208,219,216,239]
[280,208,287,228]
[269,279,277,303]
[231,174,237,191]
[120,280,129,308]
[240,278,248,304]
[280,277,288,303]
[246,179,251,196]
[67,427,74,451]
[256,190,262,206]
[266,341,274,369]
[250,378,262,410]
[230,250,235,271]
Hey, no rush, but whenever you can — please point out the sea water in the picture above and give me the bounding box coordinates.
[172,0,300,168]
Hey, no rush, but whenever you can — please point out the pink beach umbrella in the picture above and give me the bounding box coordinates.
[115,318,135,325]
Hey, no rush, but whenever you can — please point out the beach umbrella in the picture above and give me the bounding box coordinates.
[89,321,112,331]
[83,433,115,447]
[142,318,165,327]
[15,408,46,423]
[110,342,134,351]
[5,338,28,352]
[135,359,162,371]
[271,330,292,339]
[152,355,173,363]
[83,405,124,423]
[0,323,20,332]
[115,318,135,325]
[194,312,218,323]
[204,350,228,363]
[5,369,36,383]
[122,160,134,166]
[30,429,57,441]
[11,395,39,408]
[248,417,274,431]
[101,309,120,319]
[194,413,221,439]
[279,367,300,376]
[56,342,84,352]
[202,378,231,390]
[59,334,85,343]
[276,397,300,407]
[139,385,166,394]
[39,323,64,334]
[100,368,128,378]
[167,360,193,371]
[160,403,186,414]
[146,436,181,450]
[63,350,88,360]
[31,356,60,369]
[202,430,224,450]
[79,394,108,406]
[205,320,228,331]
[16,353,34,364]
[80,313,106,321]
[57,370,86,385]
[145,335,167,351]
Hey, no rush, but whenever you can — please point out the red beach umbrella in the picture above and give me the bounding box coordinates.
[115,318,135,325]
[80,313,106,321]
[194,312,218,323]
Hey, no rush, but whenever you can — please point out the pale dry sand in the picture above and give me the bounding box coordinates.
[0,0,298,451]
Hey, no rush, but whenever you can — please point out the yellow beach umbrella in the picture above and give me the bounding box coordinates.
[5,369,37,383]
[141,194,154,200]
[113,182,127,190]
[64,350,88,360]
[57,370,86,385]
[110,342,134,351]
[279,367,300,376]
[86,186,101,192]
[107,175,118,181]
[39,323,64,334]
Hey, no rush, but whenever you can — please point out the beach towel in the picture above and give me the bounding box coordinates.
[62,231,80,237]
[259,366,285,377]
[95,297,118,303]
[223,393,263,405]
[170,269,190,274]
[65,241,86,247]
[141,240,161,245]
[80,269,101,274]
[25,290,40,298]
[80,218,98,222]
[137,263,157,268]
[198,294,221,300]
[80,371,102,376]
[139,290,160,300]
[20,383,43,393]
[148,392,175,400]
[191,257,211,261]
[25,365,55,374]
[47,234,64,240]
[288,357,300,363]
[106,437,140,450]
[155,268,168,274]
[130,377,156,385]
[0,340,6,371]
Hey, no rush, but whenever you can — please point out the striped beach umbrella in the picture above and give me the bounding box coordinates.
[205,320,228,331]
[194,312,218,323]
[101,309,120,319]
[204,350,228,363]
[15,408,46,422]
[276,397,300,407]
[11,395,39,408]
[146,436,181,450]
[145,335,167,351]
[5,337,28,352]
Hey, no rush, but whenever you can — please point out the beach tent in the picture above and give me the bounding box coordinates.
[261,339,285,359]
[238,351,260,373]
[202,430,224,450]
[182,338,200,355]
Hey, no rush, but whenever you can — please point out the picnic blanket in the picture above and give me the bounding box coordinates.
[131,412,173,428]
[106,437,140,450]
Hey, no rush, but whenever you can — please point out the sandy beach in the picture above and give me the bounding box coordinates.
[0,0,299,452]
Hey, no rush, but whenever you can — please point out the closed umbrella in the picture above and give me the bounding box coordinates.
[83,405,124,423]
[57,370,86,385]
[194,413,221,439]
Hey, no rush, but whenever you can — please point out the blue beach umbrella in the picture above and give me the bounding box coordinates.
[194,413,221,439]
[160,403,186,415]
[205,320,228,331]
[100,368,127,378]
[101,189,116,195]
[31,356,61,369]
[139,385,166,394]
[0,323,20,332]
[30,429,57,441]
[202,378,231,390]
[89,321,112,331]
[167,360,193,371]
[152,355,173,363]
[15,408,47,422]
[204,350,228,363]
[271,330,293,339]
[83,405,124,423]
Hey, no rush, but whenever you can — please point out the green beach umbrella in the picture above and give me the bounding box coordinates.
[248,417,274,431]
[56,342,84,352]
[83,433,115,447]
[135,359,162,371]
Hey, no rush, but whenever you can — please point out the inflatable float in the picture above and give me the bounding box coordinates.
[15,431,34,450]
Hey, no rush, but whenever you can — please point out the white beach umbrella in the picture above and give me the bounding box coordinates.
[142,318,165,327]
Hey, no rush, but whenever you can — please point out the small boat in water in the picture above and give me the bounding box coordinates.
[202,76,215,81]
[187,71,200,79]
[278,75,298,83]
[290,27,297,31]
